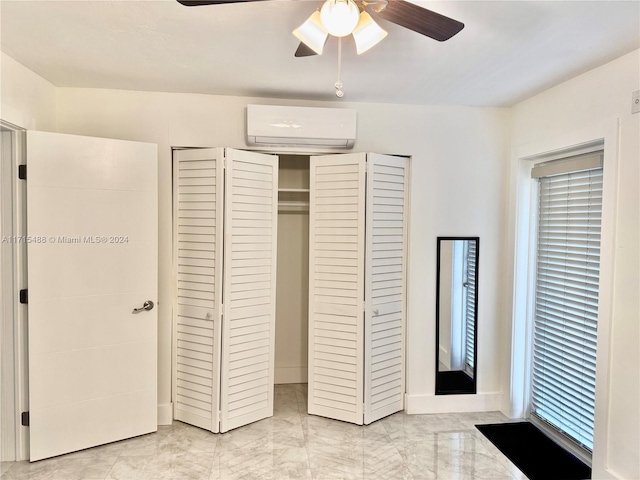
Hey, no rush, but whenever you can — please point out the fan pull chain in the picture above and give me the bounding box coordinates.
[335,37,344,98]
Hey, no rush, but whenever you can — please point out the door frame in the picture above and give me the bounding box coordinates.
[4,125,160,461]
[170,147,412,425]
[0,120,29,462]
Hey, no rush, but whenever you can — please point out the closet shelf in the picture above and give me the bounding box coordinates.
[278,188,309,212]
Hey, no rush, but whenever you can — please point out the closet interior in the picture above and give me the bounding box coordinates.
[275,155,310,386]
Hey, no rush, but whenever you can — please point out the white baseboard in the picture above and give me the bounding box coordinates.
[157,403,173,426]
[275,366,307,384]
[406,392,503,414]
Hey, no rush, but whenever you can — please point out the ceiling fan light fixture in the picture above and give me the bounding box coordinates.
[320,0,360,37]
[352,11,387,54]
[293,11,329,55]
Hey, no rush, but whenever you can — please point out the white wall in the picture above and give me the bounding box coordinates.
[51,88,510,417]
[0,53,56,131]
[507,49,640,479]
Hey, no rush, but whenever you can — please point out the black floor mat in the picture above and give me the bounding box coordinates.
[476,422,591,480]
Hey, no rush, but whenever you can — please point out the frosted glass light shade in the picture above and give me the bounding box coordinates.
[352,11,388,54]
[293,11,329,55]
[320,0,360,37]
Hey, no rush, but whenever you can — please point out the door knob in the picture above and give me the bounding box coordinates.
[132,300,154,314]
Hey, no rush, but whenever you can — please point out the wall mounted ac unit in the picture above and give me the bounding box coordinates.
[246,104,356,148]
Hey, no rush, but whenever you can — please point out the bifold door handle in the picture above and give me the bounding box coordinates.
[373,308,379,316]
[132,300,154,314]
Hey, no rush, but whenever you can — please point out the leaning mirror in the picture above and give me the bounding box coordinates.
[436,237,479,395]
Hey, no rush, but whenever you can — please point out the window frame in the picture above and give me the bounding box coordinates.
[508,120,620,477]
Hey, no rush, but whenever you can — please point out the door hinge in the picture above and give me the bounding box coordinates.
[18,165,27,180]
[21,412,29,427]
[19,289,28,304]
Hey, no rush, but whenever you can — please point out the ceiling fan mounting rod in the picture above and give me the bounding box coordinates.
[335,37,344,98]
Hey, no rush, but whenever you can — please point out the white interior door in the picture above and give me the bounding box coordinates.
[220,148,278,432]
[364,154,408,424]
[308,153,366,425]
[26,131,157,461]
[173,148,223,432]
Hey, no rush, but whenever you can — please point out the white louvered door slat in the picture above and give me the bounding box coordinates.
[364,154,408,425]
[220,148,278,432]
[173,148,223,432]
[308,153,366,425]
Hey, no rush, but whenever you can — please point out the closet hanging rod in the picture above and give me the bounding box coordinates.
[278,188,310,193]
[278,202,309,212]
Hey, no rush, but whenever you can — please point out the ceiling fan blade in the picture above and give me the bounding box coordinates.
[176,0,266,6]
[294,42,318,58]
[374,0,464,42]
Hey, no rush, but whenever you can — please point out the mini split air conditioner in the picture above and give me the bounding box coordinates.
[246,104,356,148]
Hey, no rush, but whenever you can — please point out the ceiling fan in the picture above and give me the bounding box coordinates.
[176,0,465,57]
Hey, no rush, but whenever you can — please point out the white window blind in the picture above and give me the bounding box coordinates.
[531,158,603,452]
[464,240,477,371]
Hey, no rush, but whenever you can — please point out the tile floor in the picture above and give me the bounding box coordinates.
[1,384,526,480]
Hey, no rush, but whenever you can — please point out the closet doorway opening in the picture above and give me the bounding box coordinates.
[275,154,310,388]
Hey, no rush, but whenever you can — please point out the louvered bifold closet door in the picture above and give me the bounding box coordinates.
[531,164,603,451]
[308,153,366,425]
[464,240,477,372]
[173,148,223,432]
[220,149,278,432]
[364,154,408,424]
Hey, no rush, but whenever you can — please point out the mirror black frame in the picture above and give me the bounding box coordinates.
[435,236,479,395]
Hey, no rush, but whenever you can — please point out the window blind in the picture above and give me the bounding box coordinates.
[464,240,477,371]
[531,152,603,179]
[531,163,603,452]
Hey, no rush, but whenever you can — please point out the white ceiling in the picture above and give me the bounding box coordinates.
[1,0,638,106]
